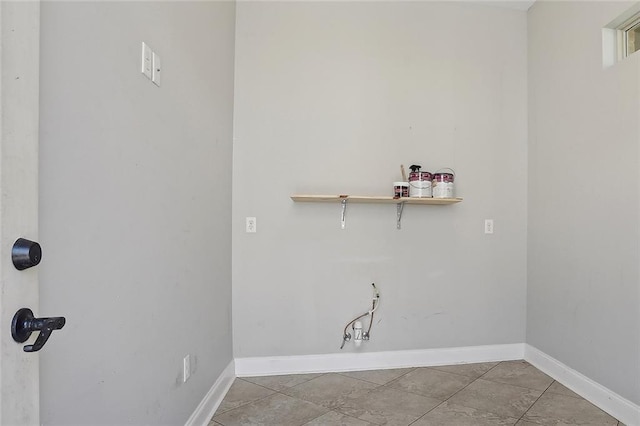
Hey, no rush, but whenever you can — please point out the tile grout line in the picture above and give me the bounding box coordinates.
[220,360,592,426]
[269,374,369,418]
[283,371,424,424]
[337,367,418,387]
[514,380,622,425]
[243,372,328,391]
[514,379,555,424]
[424,363,498,380]
[299,409,369,426]
[382,363,491,395]
[284,372,328,389]
[327,369,425,423]
[406,361,507,425]
[213,390,276,419]
[229,361,515,421]
[216,376,337,426]
[212,378,286,419]
[477,362,559,393]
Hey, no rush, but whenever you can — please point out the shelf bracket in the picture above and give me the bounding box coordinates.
[396,202,405,230]
[341,198,347,229]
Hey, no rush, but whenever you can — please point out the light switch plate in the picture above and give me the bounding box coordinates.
[152,51,161,87]
[141,42,152,80]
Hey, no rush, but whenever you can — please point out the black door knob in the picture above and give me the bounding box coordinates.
[11,308,65,352]
[12,238,42,270]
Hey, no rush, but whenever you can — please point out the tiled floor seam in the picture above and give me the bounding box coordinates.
[242,373,328,391]
[279,372,431,424]
[212,362,623,426]
[212,378,280,418]
[267,382,362,421]
[424,362,500,379]
[214,389,275,418]
[514,380,555,424]
[408,361,524,426]
[478,360,505,378]
[473,360,554,393]
[229,361,525,424]
[378,382,442,401]
[273,376,383,410]
[272,387,333,409]
[216,386,332,426]
[269,384,381,426]
[478,377,555,393]
[337,367,418,386]
[406,372,490,425]
[546,390,581,398]
[300,411,367,426]
[285,373,328,389]
[381,366,461,393]
[297,408,330,426]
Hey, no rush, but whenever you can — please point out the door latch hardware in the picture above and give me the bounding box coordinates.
[11,308,65,352]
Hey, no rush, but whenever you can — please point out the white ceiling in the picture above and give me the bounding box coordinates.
[474,0,536,11]
[243,0,538,8]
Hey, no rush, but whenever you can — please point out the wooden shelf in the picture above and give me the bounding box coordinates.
[291,194,462,229]
[291,195,462,205]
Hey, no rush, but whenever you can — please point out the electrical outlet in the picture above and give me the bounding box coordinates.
[183,354,191,383]
[484,219,494,234]
[246,217,256,233]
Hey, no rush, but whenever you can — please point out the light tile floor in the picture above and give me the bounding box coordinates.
[210,360,624,426]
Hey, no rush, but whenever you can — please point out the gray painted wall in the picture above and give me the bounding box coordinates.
[528,1,640,404]
[38,2,235,424]
[34,0,639,421]
[232,2,528,358]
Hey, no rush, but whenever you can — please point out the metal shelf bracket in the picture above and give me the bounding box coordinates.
[341,198,347,229]
[396,202,405,230]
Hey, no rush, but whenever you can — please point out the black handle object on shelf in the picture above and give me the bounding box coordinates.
[12,238,42,270]
[11,308,65,352]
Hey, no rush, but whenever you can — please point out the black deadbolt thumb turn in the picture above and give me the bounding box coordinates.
[12,238,42,270]
[11,308,65,352]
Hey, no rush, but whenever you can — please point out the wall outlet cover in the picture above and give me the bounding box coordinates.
[183,354,191,383]
[246,217,256,233]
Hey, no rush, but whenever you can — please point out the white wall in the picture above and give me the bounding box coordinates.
[233,2,528,358]
[528,1,640,405]
[33,0,640,421]
[38,2,235,424]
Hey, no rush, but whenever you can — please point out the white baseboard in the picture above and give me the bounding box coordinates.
[525,344,640,426]
[185,360,236,426]
[235,343,525,377]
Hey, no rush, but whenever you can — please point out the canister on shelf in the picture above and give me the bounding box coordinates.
[408,165,432,198]
[432,168,455,199]
[393,182,409,198]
